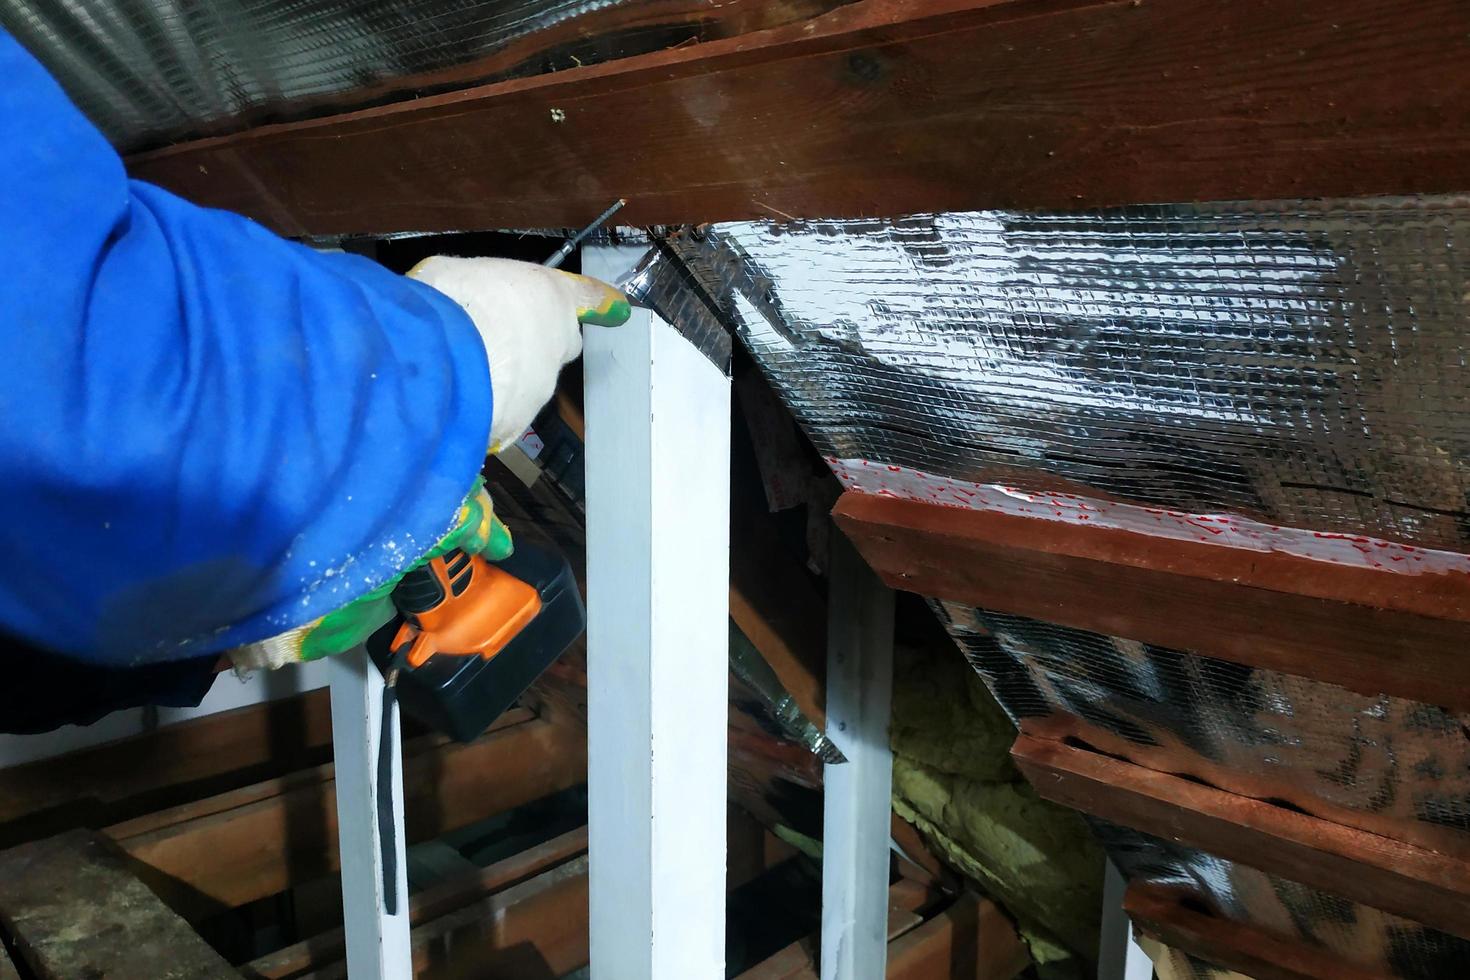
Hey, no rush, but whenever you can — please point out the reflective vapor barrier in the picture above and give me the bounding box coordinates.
[639,197,1470,979]
[5,0,632,149]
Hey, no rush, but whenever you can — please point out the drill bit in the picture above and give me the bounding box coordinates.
[543,198,627,269]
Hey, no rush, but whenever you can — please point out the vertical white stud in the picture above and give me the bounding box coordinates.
[821,532,896,980]
[329,647,412,979]
[583,244,731,979]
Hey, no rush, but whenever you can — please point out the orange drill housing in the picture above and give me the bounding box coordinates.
[389,548,543,669]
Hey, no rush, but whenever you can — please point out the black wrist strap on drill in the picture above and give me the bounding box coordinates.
[377,668,401,916]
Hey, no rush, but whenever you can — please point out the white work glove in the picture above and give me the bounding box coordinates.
[409,256,630,452]
[227,257,627,673]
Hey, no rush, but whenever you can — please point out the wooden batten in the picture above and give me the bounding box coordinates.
[1124,882,1393,980]
[834,491,1470,711]
[1012,734,1470,942]
[109,714,585,915]
[129,0,1470,235]
[0,831,238,980]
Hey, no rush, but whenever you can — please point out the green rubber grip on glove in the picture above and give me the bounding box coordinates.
[564,271,633,328]
[299,478,512,662]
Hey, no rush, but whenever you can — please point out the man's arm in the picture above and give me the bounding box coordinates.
[0,31,494,665]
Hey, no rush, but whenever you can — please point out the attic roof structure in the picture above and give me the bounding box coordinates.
[4,1,1469,978]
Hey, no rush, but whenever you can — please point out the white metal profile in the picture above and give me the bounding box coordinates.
[820,532,897,980]
[328,647,413,979]
[583,243,732,979]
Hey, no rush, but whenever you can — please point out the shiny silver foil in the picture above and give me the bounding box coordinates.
[623,241,733,375]
[933,601,1470,979]
[4,0,630,150]
[653,200,1470,552]
[634,198,1470,977]
[730,624,844,765]
[1097,822,1470,980]
[933,600,1470,855]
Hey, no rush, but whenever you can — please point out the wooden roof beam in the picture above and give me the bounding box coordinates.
[128,0,1470,236]
[833,491,1470,712]
[1012,734,1470,943]
[107,712,585,915]
[1125,881,1393,980]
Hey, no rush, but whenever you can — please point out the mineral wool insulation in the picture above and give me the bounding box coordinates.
[634,197,1470,980]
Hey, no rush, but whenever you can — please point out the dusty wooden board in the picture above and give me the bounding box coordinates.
[884,893,1031,980]
[1125,882,1393,980]
[109,715,584,915]
[298,856,591,980]
[0,944,19,980]
[820,530,896,980]
[1013,735,1470,942]
[740,886,1028,980]
[834,491,1470,711]
[0,688,334,848]
[0,830,236,980]
[129,0,1470,236]
[738,879,929,980]
[243,826,589,978]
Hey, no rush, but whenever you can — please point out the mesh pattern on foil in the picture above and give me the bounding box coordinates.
[1097,822,1470,980]
[3,0,629,149]
[623,241,733,373]
[637,202,1470,977]
[932,600,1470,846]
[659,201,1470,551]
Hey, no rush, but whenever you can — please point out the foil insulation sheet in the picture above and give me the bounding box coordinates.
[4,0,629,150]
[932,600,1470,861]
[623,241,734,374]
[1096,821,1470,980]
[652,199,1470,552]
[634,198,1470,977]
[730,624,844,765]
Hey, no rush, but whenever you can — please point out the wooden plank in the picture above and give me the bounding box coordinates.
[110,715,585,915]
[128,0,1470,237]
[820,532,896,980]
[890,815,945,889]
[0,688,334,848]
[730,486,829,733]
[0,830,236,979]
[884,893,1031,980]
[738,879,934,980]
[1124,882,1392,980]
[102,711,523,841]
[583,245,730,978]
[244,826,589,978]
[300,856,591,980]
[0,944,20,980]
[833,491,1470,711]
[1012,734,1470,942]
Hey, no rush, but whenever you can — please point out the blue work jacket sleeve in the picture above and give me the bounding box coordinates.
[0,31,494,665]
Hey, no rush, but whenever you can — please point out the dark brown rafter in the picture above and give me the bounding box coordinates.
[1125,881,1394,980]
[1012,735,1470,943]
[107,712,584,915]
[128,0,1470,236]
[833,491,1470,712]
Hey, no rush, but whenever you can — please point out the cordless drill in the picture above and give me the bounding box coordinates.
[376,536,584,743]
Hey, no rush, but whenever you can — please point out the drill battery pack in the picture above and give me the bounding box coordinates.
[369,539,584,743]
